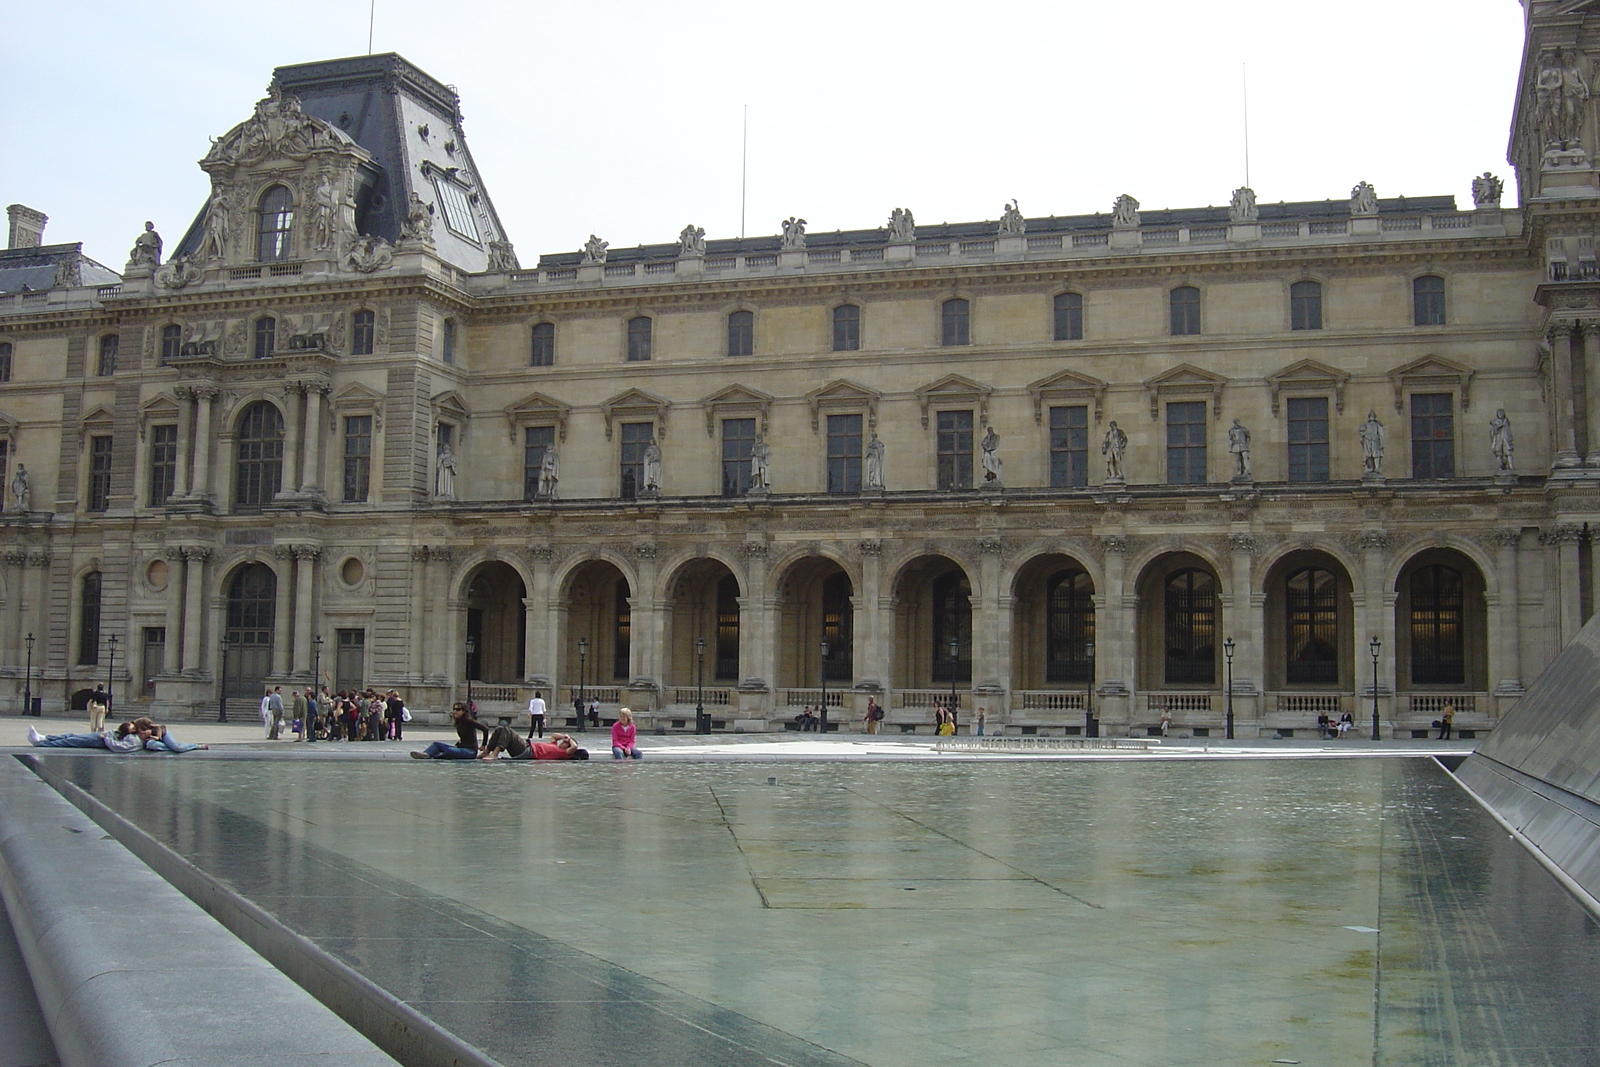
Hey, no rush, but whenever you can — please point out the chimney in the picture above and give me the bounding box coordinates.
[7,205,47,249]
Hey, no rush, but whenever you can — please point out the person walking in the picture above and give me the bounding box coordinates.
[266,686,285,739]
[611,707,642,759]
[291,687,308,741]
[527,690,548,739]
[87,684,109,732]
[863,697,881,735]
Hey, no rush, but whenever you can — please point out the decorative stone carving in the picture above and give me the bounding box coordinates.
[857,539,883,557]
[581,234,608,264]
[1484,528,1523,549]
[1111,194,1140,230]
[201,186,233,261]
[204,83,346,168]
[1226,533,1257,555]
[9,463,29,511]
[434,444,457,500]
[677,224,705,257]
[780,217,807,250]
[998,200,1025,236]
[1228,418,1252,481]
[537,446,559,500]
[52,256,80,288]
[486,239,518,272]
[401,193,435,245]
[1349,181,1379,217]
[344,234,393,273]
[1541,524,1585,546]
[125,221,162,276]
[978,537,1004,555]
[1355,531,1391,552]
[864,432,885,489]
[979,427,1003,487]
[1490,408,1515,471]
[643,437,663,492]
[1536,47,1590,150]
[1228,187,1258,224]
[632,542,659,559]
[887,208,915,243]
[740,541,769,559]
[749,435,771,491]
[308,171,341,251]
[1101,421,1127,482]
[1359,410,1386,477]
[1471,172,1504,207]
[1100,534,1129,554]
[155,253,202,290]
[528,544,556,562]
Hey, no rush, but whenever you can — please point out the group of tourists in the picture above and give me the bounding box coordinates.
[259,685,408,742]
[409,701,644,761]
[28,718,208,753]
[1315,711,1357,739]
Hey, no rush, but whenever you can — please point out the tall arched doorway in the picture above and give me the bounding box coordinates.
[777,557,854,689]
[1011,553,1095,691]
[1136,553,1222,692]
[667,559,741,688]
[1263,551,1355,693]
[892,555,972,694]
[1396,550,1487,692]
[225,562,276,698]
[564,560,632,691]
[465,562,527,683]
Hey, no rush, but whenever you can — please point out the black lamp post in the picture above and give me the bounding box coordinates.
[1369,635,1382,741]
[106,633,117,717]
[465,635,476,711]
[308,635,322,743]
[217,636,231,722]
[23,632,34,717]
[695,637,709,735]
[947,635,959,734]
[1223,636,1236,740]
[1084,638,1097,738]
[819,639,830,735]
[577,637,588,731]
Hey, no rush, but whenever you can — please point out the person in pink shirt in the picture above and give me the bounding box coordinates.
[611,707,642,760]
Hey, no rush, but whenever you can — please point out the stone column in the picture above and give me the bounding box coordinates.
[180,547,209,674]
[1490,529,1525,696]
[974,538,1006,718]
[428,548,455,682]
[1356,531,1394,732]
[1226,533,1260,699]
[271,550,292,677]
[1551,324,1581,468]
[172,387,194,497]
[301,383,327,495]
[528,545,554,685]
[292,545,319,676]
[409,548,430,683]
[191,387,218,499]
[278,384,304,497]
[630,543,662,706]
[4,551,25,666]
[740,541,775,718]
[1098,535,1132,695]
[855,540,886,693]
[1543,525,1586,644]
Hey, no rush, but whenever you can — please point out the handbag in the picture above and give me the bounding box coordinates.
[401,706,412,722]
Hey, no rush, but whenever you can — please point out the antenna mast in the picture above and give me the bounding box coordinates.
[1242,63,1251,188]
[368,1,376,54]
[741,104,748,240]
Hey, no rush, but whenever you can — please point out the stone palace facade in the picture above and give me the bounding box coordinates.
[2,4,1598,735]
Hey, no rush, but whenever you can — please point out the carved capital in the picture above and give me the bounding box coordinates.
[1549,321,1575,342]
[1226,533,1257,555]
[1356,531,1391,552]
[27,553,51,568]
[529,544,556,563]
[183,546,213,562]
[858,539,883,557]
[1541,524,1585,546]
[292,544,323,562]
[977,537,1004,556]
[740,541,769,559]
[429,546,455,563]
[3,550,27,567]
[1100,535,1129,554]
[411,546,431,563]
[1484,528,1523,549]
[632,542,658,560]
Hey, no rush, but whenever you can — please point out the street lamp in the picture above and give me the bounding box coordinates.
[1084,638,1097,738]
[1370,635,1382,741]
[217,636,231,722]
[1223,637,1236,740]
[106,633,118,717]
[819,639,830,735]
[695,637,708,735]
[577,637,588,731]
[947,635,960,734]
[308,635,322,743]
[23,632,34,717]
[465,635,476,712]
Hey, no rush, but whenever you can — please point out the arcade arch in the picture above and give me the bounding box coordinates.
[893,555,972,689]
[776,556,854,687]
[464,561,527,684]
[1011,553,1096,691]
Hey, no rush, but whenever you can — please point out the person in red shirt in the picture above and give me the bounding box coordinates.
[478,727,588,761]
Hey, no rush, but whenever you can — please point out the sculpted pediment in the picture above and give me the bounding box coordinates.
[138,393,181,440]
[1266,359,1351,415]
[805,378,881,431]
[80,404,116,432]
[333,382,385,406]
[703,384,774,436]
[504,391,571,442]
[1389,355,1475,411]
[915,373,992,428]
[203,83,363,171]
[1144,363,1226,419]
[431,389,471,438]
[1027,368,1107,424]
[601,388,670,439]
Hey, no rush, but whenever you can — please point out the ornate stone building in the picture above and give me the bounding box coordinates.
[0,9,1595,736]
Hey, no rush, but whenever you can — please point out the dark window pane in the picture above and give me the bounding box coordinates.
[721,418,756,497]
[351,311,375,356]
[1045,570,1095,682]
[523,425,555,501]
[627,316,652,362]
[530,322,555,366]
[0,341,11,381]
[160,326,181,364]
[98,335,118,376]
[88,435,113,511]
[149,424,178,506]
[936,410,974,489]
[1049,405,1089,487]
[822,572,854,682]
[257,185,294,262]
[1164,569,1215,684]
[727,310,753,357]
[1165,401,1207,484]
[1410,392,1455,478]
[1053,292,1083,341]
[1170,286,1200,336]
[1286,567,1339,684]
[612,581,632,679]
[79,572,102,665]
[619,422,652,499]
[1410,564,1464,684]
[253,317,275,359]
[941,299,969,346]
[931,571,972,684]
[832,304,860,351]
[342,415,372,502]
[715,574,740,680]
[234,401,284,511]
[1287,396,1330,482]
[1290,280,1323,330]
[440,319,456,363]
[827,413,863,494]
[1414,275,1446,326]
[225,564,276,698]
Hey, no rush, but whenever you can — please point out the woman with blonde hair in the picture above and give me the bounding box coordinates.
[611,707,642,760]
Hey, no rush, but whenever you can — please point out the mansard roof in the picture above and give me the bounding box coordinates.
[0,243,119,294]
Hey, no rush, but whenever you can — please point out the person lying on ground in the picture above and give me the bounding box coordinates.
[130,717,209,753]
[479,728,589,761]
[27,722,205,753]
[410,702,493,759]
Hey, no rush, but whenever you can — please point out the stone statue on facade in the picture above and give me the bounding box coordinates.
[1229,186,1258,224]
[998,200,1025,236]
[9,463,29,512]
[864,431,885,489]
[1102,421,1127,482]
[52,256,81,288]
[780,217,807,250]
[1112,194,1140,230]
[1537,47,1590,150]
[677,224,705,257]
[344,234,393,273]
[1490,408,1515,471]
[887,208,915,243]
[126,221,162,274]
[1350,181,1379,217]
[980,427,1003,486]
[538,446,560,499]
[1228,418,1252,480]
[643,437,663,492]
[400,192,434,245]
[205,82,337,168]
[1359,410,1386,476]
[309,172,339,251]
[486,239,518,273]
[155,253,202,290]
[749,434,771,490]
[435,444,457,499]
[1471,172,1505,208]
[581,234,609,264]
[201,186,233,261]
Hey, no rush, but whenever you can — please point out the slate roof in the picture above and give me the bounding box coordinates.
[0,243,120,294]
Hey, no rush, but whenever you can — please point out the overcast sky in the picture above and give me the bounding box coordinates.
[2,0,1525,270]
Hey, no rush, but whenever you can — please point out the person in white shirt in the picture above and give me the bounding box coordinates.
[526,690,548,739]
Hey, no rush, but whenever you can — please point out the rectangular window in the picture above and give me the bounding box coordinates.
[98,335,118,376]
[1048,405,1089,487]
[88,434,113,511]
[142,626,166,696]
[826,413,863,494]
[343,415,372,502]
[1165,401,1207,484]
[254,318,275,359]
[1053,293,1083,341]
[431,178,481,241]
[1411,392,1455,478]
[1286,397,1330,482]
[351,311,375,356]
[79,572,101,665]
[523,425,555,501]
[530,322,555,366]
[149,424,178,505]
[335,628,366,693]
[1290,281,1323,331]
[0,341,10,381]
[1413,276,1446,326]
[619,422,652,500]
[1170,287,1201,336]
[160,325,182,364]
[721,417,757,497]
[727,311,753,357]
[627,317,652,362]
[936,410,974,490]
[440,318,456,364]
[832,305,860,351]
[0,440,7,511]
[941,299,970,346]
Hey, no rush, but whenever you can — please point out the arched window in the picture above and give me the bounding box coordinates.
[832,304,860,351]
[727,310,754,357]
[78,571,102,665]
[253,317,276,359]
[225,563,276,698]
[234,401,284,512]
[1410,564,1464,684]
[1053,292,1084,341]
[1046,569,1095,683]
[351,310,375,356]
[1164,569,1215,684]
[257,185,294,262]
[160,324,182,364]
[715,573,740,680]
[627,316,652,362]
[1285,568,1338,684]
[1290,280,1323,330]
[1413,275,1446,326]
[822,572,854,682]
[941,298,970,346]
[1170,286,1201,336]
[932,570,972,683]
[530,322,555,366]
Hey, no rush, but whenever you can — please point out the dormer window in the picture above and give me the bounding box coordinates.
[430,177,480,242]
[257,185,294,262]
